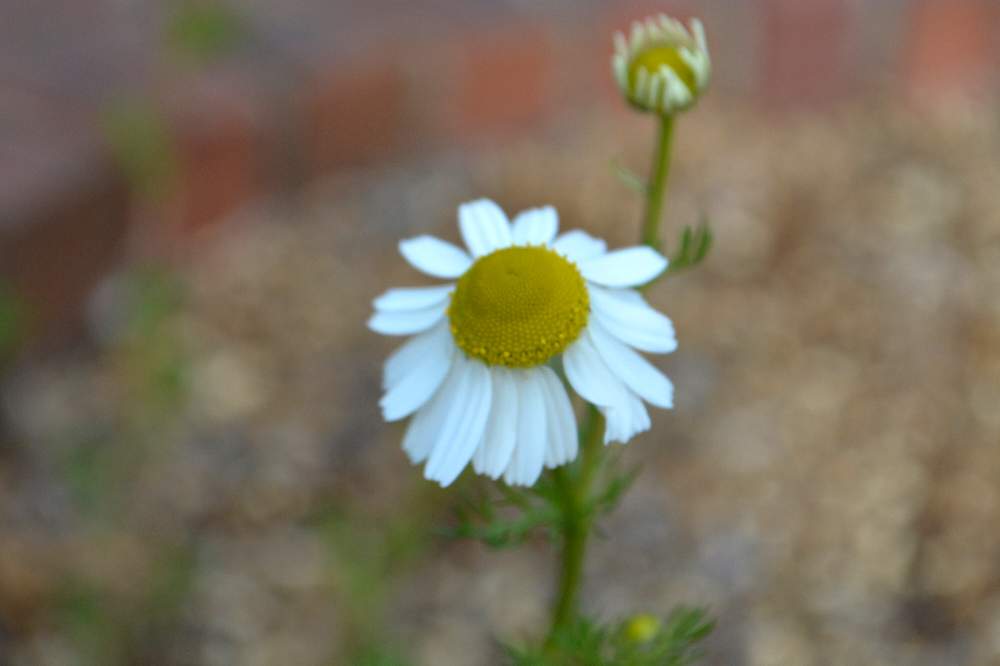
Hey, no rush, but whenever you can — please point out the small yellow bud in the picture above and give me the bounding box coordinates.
[623,613,662,644]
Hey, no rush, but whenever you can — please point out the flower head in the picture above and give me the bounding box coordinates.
[612,15,710,116]
[369,200,677,487]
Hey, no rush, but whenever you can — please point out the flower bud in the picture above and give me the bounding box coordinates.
[612,15,710,116]
[623,613,662,643]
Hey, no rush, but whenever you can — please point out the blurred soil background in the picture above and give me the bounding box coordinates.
[3,1,1000,664]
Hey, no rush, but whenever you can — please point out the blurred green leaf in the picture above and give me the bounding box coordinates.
[656,606,716,665]
[167,1,247,63]
[668,222,713,273]
[446,502,557,548]
[103,101,176,200]
[61,438,117,516]
[505,608,715,666]
[0,283,24,359]
[445,477,564,549]
[587,464,640,518]
[316,498,433,664]
[352,645,415,666]
[126,268,184,339]
[144,545,198,623]
[54,579,123,666]
[119,267,190,413]
[612,161,648,195]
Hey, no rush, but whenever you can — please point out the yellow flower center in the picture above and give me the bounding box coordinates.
[448,246,589,368]
[629,44,697,96]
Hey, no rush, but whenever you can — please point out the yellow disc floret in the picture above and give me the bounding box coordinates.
[629,46,697,97]
[448,246,589,368]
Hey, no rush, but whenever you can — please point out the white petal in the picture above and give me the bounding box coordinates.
[459,199,512,257]
[552,230,607,263]
[472,368,518,478]
[402,354,462,465]
[635,66,650,100]
[588,320,674,409]
[601,389,650,445]
[628,391,652,432]
[374,285,454,312]
[511,206,558,246]
[691,18,708,54]
[580,247,668,287]
[600,406,625,445]
[423,355,493,487]
[379,332,455,422]
[663,67,692,108]
[613,32,627,56]
[589,285,677,354]
[612,53,628,87]
[401,405,439,465]
[399,236,472,279]
[563,331,629,409]
[383,321,451,390]
[538,366,578,469]
[367,301,447,336]
[503,370,548,486]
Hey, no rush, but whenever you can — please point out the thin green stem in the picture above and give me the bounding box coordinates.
[641,114,676,252]
[546,406,604,646]
[543,111,678,652]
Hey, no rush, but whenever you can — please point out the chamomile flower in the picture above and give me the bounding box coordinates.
[369,199,677,487]
[612,14,710,115]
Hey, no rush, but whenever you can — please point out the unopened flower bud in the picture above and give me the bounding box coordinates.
[612,15,710,116]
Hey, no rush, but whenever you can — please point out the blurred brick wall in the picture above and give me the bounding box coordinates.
[1,0,999,345]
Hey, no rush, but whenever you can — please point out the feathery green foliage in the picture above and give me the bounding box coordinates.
[505,608,714,665]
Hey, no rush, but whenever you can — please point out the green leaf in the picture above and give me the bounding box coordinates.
[143,546,198,624]
[446,502,557,548]
[0,284,24,359]
[668,222,713,273]
[507,609,715,665]
[103,101,176,200]
[588,465,640,517]
[692,224,713,263]
[54,578,123,666]
[167,1,247,63]
[117,267,191,412]
[442,477,568,548]
[612,161,648,195]
[61,438,117,516]
[658,607,716,665]
[353,644,415,666]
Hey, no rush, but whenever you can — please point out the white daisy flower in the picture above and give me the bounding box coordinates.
[369,199,677,487]
[612,14,710,115]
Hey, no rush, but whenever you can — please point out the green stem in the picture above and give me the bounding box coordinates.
[641,114,676,251]
[546,406,604,646]
[544,112,677,651]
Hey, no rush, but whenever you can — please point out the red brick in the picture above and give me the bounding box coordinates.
[0,154,129,348]
[904,0,999,98]
[759,0,854,106]
[447,22,554,141]
[0,89,130,347]
[164,74,263,237]
[306,57,409,171]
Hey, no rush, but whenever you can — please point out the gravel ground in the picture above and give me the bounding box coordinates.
[2,96,999,665]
